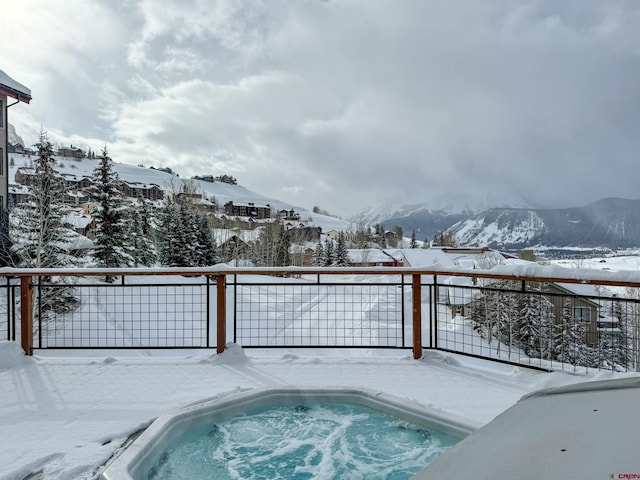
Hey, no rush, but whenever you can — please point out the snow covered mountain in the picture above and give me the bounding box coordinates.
[448,198,640,250]
[7,123,25,148]
[349,192,640,249]
[348,191,534,240]
[350,191,533,224]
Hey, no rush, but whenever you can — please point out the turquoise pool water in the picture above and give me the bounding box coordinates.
[145,403,459,480]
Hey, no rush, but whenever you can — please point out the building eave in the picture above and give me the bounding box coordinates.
[0,85,31,103]
[0,69,32,103]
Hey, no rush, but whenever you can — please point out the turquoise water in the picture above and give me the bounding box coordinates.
[145,403,458,480]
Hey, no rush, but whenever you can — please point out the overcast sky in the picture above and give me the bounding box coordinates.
[2,0,640,216]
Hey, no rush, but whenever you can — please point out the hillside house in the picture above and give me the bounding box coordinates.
[120,181,164,201]
[8,183,30,205]
[63,213,96,239]
[57,145,85,158]
[218,235,251,263]
[371,230,397,247]
[175,191,203,202]
[290,244,316,267]
[286,226,321,242]
[1,69,31,213]
[462,269,617,350]
[62,173,92,190]
[14,167,35,186]
[175,192,216,211]
[224,201,271,219]
[278,208,301,221]
[8,142,24,154]
[325,230,340,241]
[64,190,89,206]
[445,276,481,316]
[543,282,613,347]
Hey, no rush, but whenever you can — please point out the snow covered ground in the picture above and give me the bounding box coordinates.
[3,236,640,479]
[1,340,637,480]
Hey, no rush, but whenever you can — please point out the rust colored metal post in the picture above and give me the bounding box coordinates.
[216,275,226,354]
[20,276,33,356]
[412,274,423,359]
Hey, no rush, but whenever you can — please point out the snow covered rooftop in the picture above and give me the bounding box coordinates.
[0,69,31,102]
[347,248,399,264]
[63,213,93,229]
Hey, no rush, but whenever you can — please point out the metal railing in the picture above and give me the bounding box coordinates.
[2,265,640,372]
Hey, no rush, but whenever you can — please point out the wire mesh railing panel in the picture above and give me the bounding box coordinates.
[35,281,210,349]
[432,280,640,372]
[0,279,19,342]
[434,282,531,366]
[234,281,405,348]
[2,268,639,372]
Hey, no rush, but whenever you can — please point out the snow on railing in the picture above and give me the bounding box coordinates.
[2,266,639,372]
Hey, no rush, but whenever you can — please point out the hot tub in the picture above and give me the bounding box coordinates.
[100,387,478,480]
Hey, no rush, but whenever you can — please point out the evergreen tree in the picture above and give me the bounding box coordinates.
[324,239,335,267]
[313,241,325,267]
[596,298,632,371]
[157,201,184,266]
[194,214,219,266]
[10,129,79,314]
[494,283,520,356]
[275,224,290,267]
[410,230,418,248]
[89,147,134,280]
[554,297,589,366]
[517,289,555,360]
[334,232,350,266]
[476,285,506,350]
[177,202,198,265]
[130,197,157,266]
[624,287,640,371]
[11,130,78,269]
[0,208,10,267]
[156,196,220,267]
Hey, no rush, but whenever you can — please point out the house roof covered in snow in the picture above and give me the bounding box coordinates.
[63,214,94,229]
[0,69,31,103]
[397,247,505,269]
[347,249,399,264]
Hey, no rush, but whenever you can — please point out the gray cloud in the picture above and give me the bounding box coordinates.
[3,0,640,215]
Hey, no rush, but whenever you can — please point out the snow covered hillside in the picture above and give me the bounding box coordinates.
[449,209,547,248]
[7,151,352,233]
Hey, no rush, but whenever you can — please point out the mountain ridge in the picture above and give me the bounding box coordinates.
[350,195,640,250]
[448,197,640,250]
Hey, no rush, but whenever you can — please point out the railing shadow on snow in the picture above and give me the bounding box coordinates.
[2,264,640,373]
